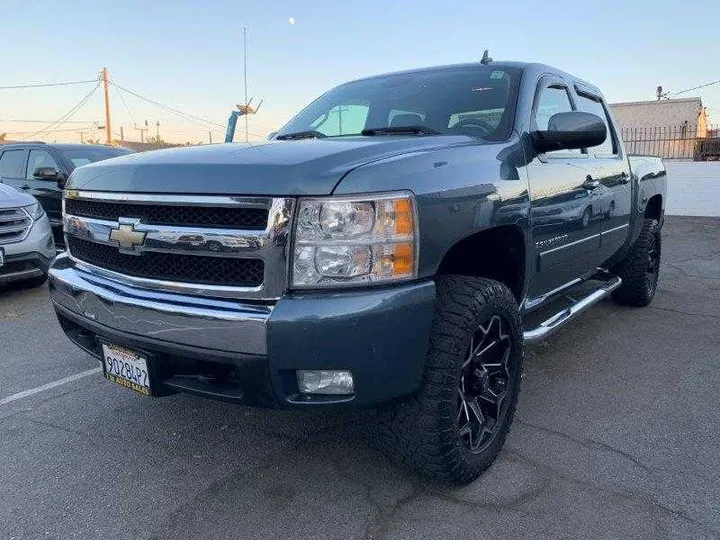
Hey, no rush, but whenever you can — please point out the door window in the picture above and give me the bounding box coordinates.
[533,86,580,154]
[0,150,27,179]
[534,86,574,131]
[26,149,60,180]
[576,94,616,156]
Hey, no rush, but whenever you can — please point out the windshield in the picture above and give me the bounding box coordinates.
[61,147,133,169]
[276,65,521,141]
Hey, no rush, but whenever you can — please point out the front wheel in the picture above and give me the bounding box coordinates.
[375,276,524,484]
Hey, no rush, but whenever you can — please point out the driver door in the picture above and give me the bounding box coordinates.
[526,78,604,297]
[24,148,65,244]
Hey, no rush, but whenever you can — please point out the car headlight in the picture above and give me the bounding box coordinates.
[292,192,417,288]
[23,202,45,221]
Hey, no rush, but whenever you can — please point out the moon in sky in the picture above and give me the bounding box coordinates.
[288,17,295,25]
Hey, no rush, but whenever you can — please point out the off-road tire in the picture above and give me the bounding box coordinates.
[611,218,661,307]
[375,276,524,484]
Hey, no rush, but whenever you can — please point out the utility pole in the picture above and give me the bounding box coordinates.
[135,120,148,143]
[155,121,160,140]
[209,132,213,144]
[120,126,124,141]
[101,67,112,145]
[243,25,249,142]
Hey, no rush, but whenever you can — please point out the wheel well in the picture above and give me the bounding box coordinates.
[645,195,662,221]
[436,226,525,302]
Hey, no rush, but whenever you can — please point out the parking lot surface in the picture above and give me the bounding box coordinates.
[1,215,719,540]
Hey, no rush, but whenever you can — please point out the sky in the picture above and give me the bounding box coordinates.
[1,0,719,144]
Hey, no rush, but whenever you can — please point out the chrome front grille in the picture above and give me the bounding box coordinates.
[63,192,295,300]
[0,207,32,244]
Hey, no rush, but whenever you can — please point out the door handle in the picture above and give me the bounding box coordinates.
[582,176,599,190]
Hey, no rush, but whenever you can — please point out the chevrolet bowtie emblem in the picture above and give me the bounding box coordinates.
[109,221,147,253]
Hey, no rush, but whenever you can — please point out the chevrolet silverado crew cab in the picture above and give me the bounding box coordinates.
[49,61,666,484]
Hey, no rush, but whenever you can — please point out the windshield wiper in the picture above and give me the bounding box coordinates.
[275,130,327,141]
[361,125,441,136]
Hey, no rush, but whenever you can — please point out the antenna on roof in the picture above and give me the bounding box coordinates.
[480,50,492,65]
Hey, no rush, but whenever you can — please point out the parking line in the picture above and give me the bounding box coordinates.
[0,368,101,406]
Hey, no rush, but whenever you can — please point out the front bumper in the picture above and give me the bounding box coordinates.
[49,254,436,407]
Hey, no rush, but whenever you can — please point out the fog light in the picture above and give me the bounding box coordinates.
[297,370,354,395]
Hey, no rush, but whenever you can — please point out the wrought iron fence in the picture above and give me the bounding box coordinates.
[619,124,720,160]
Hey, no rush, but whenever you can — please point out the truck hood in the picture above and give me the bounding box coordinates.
[67,136,474,196]
[0,183,35,209]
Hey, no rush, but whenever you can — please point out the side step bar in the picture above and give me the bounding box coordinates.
[523,276,622,342]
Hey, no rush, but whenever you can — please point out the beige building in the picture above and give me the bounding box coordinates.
[609,97,708,136]
[609,98,710,159]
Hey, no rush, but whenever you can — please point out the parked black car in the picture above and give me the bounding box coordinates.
[0,143,132,247]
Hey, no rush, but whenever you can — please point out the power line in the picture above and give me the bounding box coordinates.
[0,118,97,124]
[4,126,97,135]
[116,87,137,126]
[110,81,225,129]
[668,78,720,97]
[21,83,100,140]
[110,81,268,140]
[0,79,98,90]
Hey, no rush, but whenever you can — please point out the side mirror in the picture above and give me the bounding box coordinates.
[531,111,607,153]
[33,167,61,180]
[267,131,277,140]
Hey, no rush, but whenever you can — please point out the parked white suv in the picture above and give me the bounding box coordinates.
[0,183,55,287]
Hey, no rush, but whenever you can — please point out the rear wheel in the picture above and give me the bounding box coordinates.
[611,218,661,306]
[375,276,523,484]
[581,207,592,228]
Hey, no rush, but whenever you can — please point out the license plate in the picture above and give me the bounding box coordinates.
[101,343,152,396]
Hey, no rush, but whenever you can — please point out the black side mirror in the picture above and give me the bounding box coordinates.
[33,167,60,180]
[531,111,607,153]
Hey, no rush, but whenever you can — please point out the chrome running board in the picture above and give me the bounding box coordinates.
[523,276,622,342]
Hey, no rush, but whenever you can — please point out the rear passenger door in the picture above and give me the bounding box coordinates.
[0,148,29,193]
[526,78,605,297]
[573,88,632,263]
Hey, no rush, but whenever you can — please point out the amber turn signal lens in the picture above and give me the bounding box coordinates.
[393,198,414,236]
[391,242,414,276]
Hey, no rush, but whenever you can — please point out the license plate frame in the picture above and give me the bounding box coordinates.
[100,342,153,396]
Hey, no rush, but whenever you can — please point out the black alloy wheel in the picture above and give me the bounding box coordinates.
[457,315,513,453]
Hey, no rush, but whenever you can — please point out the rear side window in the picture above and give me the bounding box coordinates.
[0,150,26,179]
[576,94,616,156]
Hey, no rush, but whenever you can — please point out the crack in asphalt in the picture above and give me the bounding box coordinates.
[511,421,720,537]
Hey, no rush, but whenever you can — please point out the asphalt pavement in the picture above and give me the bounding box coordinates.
[1,215,718,540]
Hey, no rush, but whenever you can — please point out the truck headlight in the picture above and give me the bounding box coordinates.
[292,192,417,288]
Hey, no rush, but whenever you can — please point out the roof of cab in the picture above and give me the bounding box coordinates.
[342,60,603,97]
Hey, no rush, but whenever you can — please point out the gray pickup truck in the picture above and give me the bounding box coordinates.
[49,60,666,483]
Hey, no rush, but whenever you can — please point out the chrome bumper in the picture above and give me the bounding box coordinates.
[49,253,271,356]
